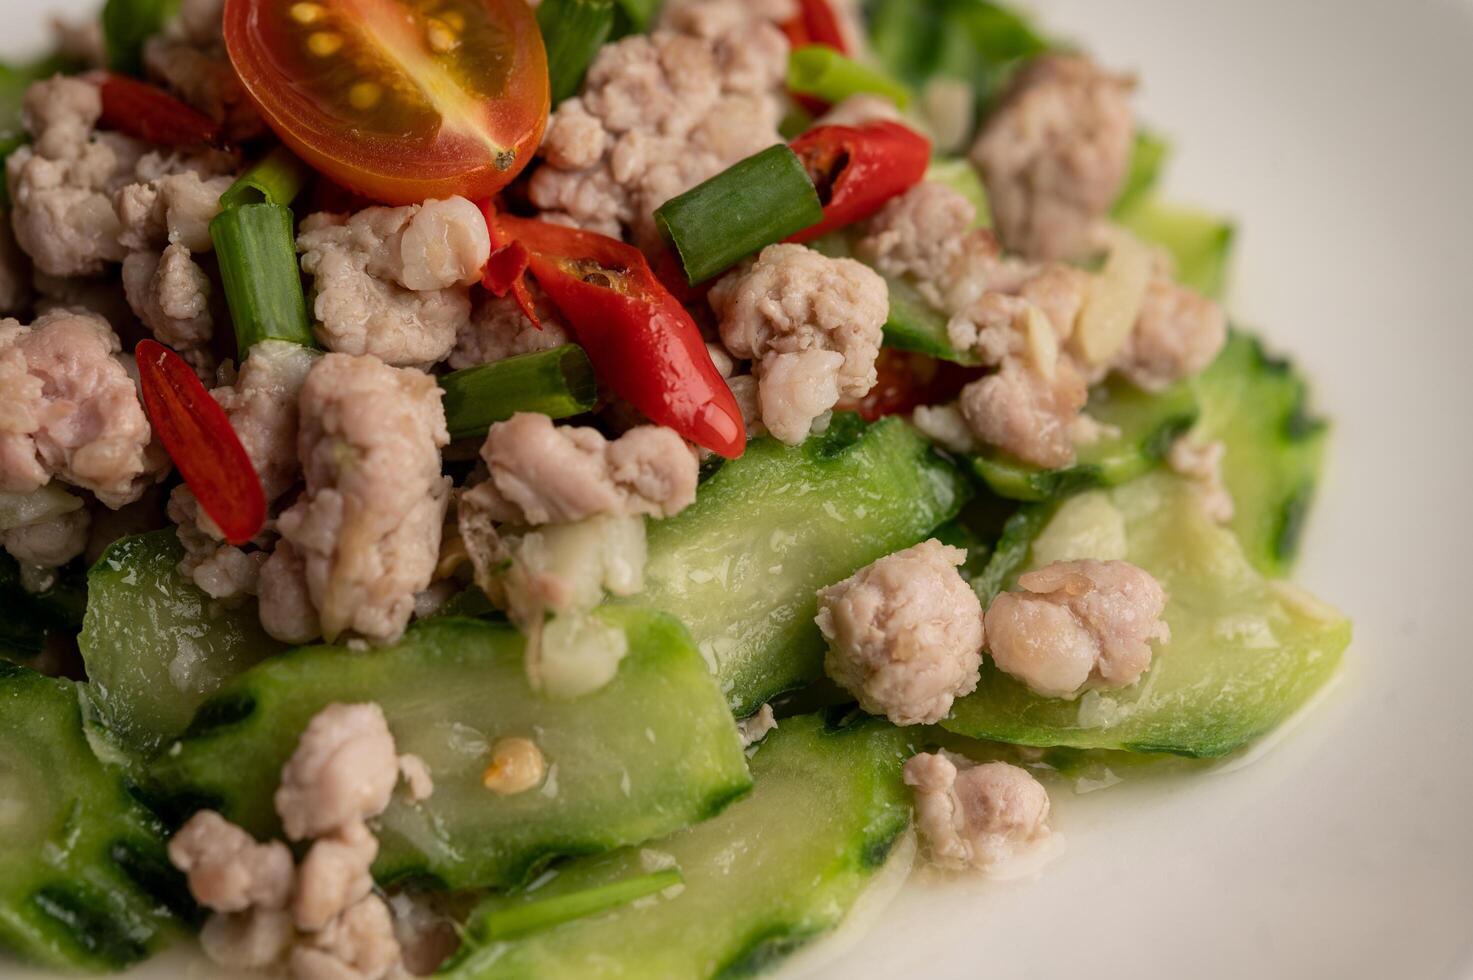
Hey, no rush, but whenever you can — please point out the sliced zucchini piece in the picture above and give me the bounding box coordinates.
[150,610,752,890]
[968,376,1198,502]
[438,713,912,980]
[1192,331,1328,577]
[0,666,177,971]
[1116,197,1235,299]
[946,473,1350,757]
[80,531,285,758]
[635,415,971,715]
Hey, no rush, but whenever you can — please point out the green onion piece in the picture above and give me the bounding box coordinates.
[102,0,180,76]
[655,145,825,285]
[440,345,598,442]
[468,869,682,942]
[788,45,912,111]
[610,0,661,34]
[209,203,315,359]
[220,147,312,209]
[538,0,617,105]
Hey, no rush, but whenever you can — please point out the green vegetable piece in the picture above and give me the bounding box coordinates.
[967,376,1199,501]
[1191,331,1328,576]
[787,45,912,110]
[609,0,661,34]
[102,0,180,76]
[925,156,991,227]
[463,869,682,943]
[634,415,971,715]
[538,0,617,104]
[439,345,598,442]
[1116,196,1235,299]
[866,0,1050,116]
[79,531,284,759]
[0,666,179,971]
[881,274,978,363]
[438,713,912,980]
[210,202,316,359]
[1113,130,1171,217]
[0,552,85,663]
[807,231,979,366]
[945,472,1350,757]
[151,610,752,890]
[219,146,312,209]
[655,144,825,285]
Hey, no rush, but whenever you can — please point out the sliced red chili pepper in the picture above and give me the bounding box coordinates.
[95,73,223,149]
[495,215,747,459]
[780,0,849,115]
[787,120,932,244]
[135,339,266,546]
[781,0,849,52]
[480,202,541,326]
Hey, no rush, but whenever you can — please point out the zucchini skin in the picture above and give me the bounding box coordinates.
[438,713,913,980]
[1193,331,1328,577]
[150,611,753,891]
[0,665,179,972]
[636,414,972,716]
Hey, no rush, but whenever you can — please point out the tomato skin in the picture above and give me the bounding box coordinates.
[224,0,550,206]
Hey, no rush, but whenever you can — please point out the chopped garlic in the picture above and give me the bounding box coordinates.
[1073,230,1154,367]
[1023,304,1059,381]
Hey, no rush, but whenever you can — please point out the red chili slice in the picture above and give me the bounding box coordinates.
[787,120,932,243]
[96,73,223,148]
[493,214,747,459]
[480,201,540,326]
[135,340,266,546]
[780,0,849,53]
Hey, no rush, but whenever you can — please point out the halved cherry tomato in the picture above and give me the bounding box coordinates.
[224,0,549,205]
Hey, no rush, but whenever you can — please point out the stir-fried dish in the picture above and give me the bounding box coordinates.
[0,0,1350,976]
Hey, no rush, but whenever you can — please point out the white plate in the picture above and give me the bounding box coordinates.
[7,1,1473,978]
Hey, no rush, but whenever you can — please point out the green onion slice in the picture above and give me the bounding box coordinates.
[209,203,315,359]
[538,0,617,105]
[467,869,683,942]
[220,147,312,210]
[788,45,912,110]
[440,345,598,443]
[655,145,825,286]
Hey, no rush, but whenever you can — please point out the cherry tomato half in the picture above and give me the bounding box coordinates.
[225,0,549,205]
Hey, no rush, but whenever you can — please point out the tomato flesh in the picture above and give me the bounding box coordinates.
[225,0,548,205]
